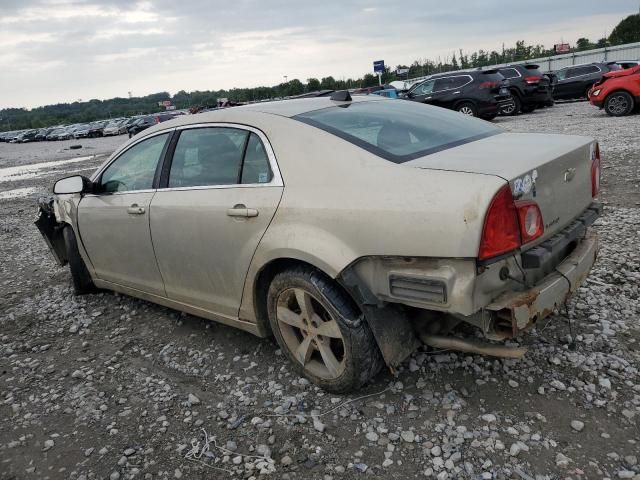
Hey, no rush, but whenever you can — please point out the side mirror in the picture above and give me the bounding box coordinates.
[53,175,93,195]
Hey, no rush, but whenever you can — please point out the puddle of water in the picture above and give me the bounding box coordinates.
[0,156,99,183]
[0,187,39,200]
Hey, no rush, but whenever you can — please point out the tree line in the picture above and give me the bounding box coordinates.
[1,13,638,133]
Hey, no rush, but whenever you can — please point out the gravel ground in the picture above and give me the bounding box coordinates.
[1,103,639,480]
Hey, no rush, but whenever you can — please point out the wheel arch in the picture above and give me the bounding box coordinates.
[250,255,354,337]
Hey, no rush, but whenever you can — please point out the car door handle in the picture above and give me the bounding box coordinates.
[127,204,145,215]
[227,205,258,218]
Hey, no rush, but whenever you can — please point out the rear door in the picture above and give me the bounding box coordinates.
[149,125,284,318]
[78,131,171,295]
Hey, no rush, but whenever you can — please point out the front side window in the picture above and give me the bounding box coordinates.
[100,133,169,193]
[556,69,568,80]
[295,100,500,163]
[168,128,248,188]
[411,80,434,96]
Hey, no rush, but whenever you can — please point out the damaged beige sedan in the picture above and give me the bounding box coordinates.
[37,93,601,392]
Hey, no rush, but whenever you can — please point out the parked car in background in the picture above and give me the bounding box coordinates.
[498,64,554,115]
[38,94,601,392]
[103,119,129,136]
[87,120,109,138]
[127,113,177,137]
[615,60,640,70]
[589,64,640,116]
[35,127,57,141]
[73,124,92,139]
[551,62,622,100]
[402,69,512,120]
[17,129,39,143]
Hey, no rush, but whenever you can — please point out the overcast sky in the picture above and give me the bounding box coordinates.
[0,0,636,109]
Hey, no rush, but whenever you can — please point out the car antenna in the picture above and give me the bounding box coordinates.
[330,90,352,102]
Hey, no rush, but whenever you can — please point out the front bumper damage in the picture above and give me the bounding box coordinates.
[485,229,598,336]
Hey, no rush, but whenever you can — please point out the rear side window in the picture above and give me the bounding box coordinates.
[169,128,248,188]
[241,133,273,184]
[295,100,500,163]
[499,68,520,79]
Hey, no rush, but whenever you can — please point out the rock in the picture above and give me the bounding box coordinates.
[71,370,85,379]
[481,414,497,422]
[382,459,393,467]
[281,455,293,466]
[188,393,200,405]
[431,446,442,457]
[556,453,571,467]
[232,456,243,465]
[313,418,326,433]
[124,448,135,456]
[570,420,585,432]
[599,378,612,390]
[400,431,415,443]
[617,470,635,479]
[174,469,182,479]
[365,432,379,442]
[110,473,120,480]
[43,439,54,451]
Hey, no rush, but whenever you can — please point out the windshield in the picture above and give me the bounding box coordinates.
[294,100,500,163]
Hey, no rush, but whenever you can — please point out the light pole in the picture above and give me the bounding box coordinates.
[283,76,288,83]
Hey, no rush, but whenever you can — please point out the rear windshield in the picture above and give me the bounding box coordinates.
[523,65,543,76]
[294,100,500,163]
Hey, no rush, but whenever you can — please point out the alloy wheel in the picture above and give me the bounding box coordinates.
[276,288,346,379]
[459,106,474,115]
[608,95,628,115]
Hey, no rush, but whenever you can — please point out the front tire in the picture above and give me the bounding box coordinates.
[267,266,383,393]
[604,91,635,116]
[63,226,96,294]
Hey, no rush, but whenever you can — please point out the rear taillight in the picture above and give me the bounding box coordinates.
[479,81,499,89]
[514,200,544,243]
[479,185,546,261]
[591,142,601,197]
[524,75,542,84]
[478,185,521,261]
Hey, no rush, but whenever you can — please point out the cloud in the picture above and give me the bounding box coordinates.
[0,0,636,108]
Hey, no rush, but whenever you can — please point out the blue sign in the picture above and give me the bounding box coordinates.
[373,60,385,74]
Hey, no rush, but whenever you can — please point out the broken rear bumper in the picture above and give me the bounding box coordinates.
[485,229,598,334]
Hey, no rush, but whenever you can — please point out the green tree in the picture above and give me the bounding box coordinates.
[288,79,305,96]
[320,76,336,89]
[306,78,321,92]
[609,14,640,45]
[575,38,592,51]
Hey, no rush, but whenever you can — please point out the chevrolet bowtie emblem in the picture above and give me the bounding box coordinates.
[564,168,576,182]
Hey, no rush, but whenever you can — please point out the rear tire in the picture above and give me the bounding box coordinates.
[456,102,477,117]
[63,226,96,294]
[267,266,383,393]
[502,94,521,116]
[604,91,635,116]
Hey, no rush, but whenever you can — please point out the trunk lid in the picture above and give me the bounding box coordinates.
[405,132,596,243]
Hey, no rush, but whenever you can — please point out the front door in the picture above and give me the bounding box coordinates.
[78,132,171,295]
[149,126,283,318]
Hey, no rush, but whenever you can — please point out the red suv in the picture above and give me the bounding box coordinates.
[589,65,640,116]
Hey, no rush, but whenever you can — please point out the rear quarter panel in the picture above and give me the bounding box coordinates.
[233,113,506,321]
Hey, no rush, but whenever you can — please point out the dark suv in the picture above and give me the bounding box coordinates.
[498,64,553,114]
[402,69,512,120]
[127,113,177,137]
[551,62,622,100]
